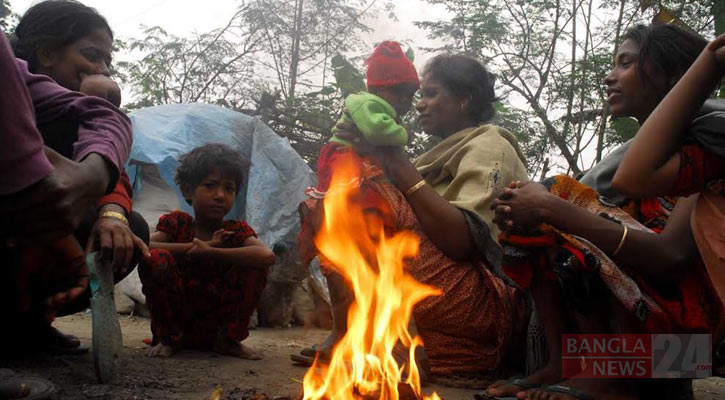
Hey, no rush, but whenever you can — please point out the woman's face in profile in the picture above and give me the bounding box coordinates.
[603,39,668,123]
[415,75,465,138]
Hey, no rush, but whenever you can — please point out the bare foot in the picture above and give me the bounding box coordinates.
[147,343,175,358]
[486,362,561,398]
[518,378,636,400]
[215,337,262,360]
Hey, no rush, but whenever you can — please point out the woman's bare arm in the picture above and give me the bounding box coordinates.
[493,182,698,286]
[382,151,475,261]
[613,35,725,198]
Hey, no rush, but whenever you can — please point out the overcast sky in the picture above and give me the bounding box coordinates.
[12,0,449,70]
[10,0,609,171]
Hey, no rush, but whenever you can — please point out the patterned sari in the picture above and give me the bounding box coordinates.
[500,175,723,336]
[298,126,530,376]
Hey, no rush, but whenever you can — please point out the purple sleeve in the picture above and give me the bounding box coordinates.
[22,61,133,180]
[0,35,53,195]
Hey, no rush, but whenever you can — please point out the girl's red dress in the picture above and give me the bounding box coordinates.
[139,211,267,348]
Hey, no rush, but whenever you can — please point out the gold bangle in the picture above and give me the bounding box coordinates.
[405,180,427,197]
[612,225,628,257]
[100,210,129,226]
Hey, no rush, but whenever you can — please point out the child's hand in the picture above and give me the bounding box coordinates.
[79,74,122,107]
[187,238,212,261]
[208,229,235,247]
[709,34,725,73]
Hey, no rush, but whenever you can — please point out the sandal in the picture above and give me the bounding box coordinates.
[0,369,55,400]
[473,377,539,400]
[88,252,122,383]
[292,341,333,366]
[290,347,330,366]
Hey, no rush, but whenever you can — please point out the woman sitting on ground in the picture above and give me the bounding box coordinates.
[0,17,133,400]
[9,0,150,354]
[612,33,725,294]
[298,54,530,386]
[485,24,724,400]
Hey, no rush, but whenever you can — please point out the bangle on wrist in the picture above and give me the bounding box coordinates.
[612,225,628,257]
[100,210,129,226]
[405,179,427,197]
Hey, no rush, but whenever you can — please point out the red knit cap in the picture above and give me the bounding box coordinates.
[365,41,420,89]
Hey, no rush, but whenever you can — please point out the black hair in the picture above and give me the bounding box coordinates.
[622,24,707,88]
[175,143,249,203]
[422,54,500,124]
[12,0,113,73]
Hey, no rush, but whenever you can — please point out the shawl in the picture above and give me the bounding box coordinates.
[413,125,528,244]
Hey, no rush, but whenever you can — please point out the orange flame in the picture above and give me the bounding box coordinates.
[302,152,442,400]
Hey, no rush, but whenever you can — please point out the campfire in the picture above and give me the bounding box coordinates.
[302,153,442,400]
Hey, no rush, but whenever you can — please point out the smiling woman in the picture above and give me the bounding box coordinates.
[9,0,150,356]
[482,25,723,400]
[13,0,113,89]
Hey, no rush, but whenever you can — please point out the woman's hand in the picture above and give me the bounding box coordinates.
[85,206,149,274]
[335,128,416,187]
[491,181,551,231]
[1,147,111,242]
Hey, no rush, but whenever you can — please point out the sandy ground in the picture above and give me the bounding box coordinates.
[3,313,725,400]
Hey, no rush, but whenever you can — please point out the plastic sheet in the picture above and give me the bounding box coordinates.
[127,103,314,248]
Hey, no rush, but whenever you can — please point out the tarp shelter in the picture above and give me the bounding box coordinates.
[115,103,316,325]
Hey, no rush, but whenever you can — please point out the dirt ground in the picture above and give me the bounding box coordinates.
[3,313,725,400]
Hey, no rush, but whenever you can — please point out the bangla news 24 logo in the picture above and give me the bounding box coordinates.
[562,334,712,379]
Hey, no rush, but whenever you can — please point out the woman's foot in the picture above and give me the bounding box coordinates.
[485,363,561,398]
[42,326,89,354]
[215,336,262,360]
[519,378,637,400]
[147,343,175,358]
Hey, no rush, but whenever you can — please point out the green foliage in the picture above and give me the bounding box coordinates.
[1,0,17,33]
[234,0,386,164]
[331,54,366,97]
[416,0,720,174]
[116,14,263,111]
[610,117,639,143]
[110,0,720,172]
[241,0,376,101]
[647,0,717,36]
[405,47,415,62]
[493,103,550,177]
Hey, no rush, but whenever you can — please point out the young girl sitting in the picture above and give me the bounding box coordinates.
[139,143,274,359]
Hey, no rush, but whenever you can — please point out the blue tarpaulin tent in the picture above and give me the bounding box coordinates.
[114,103,318,326]
[127,103,314,248]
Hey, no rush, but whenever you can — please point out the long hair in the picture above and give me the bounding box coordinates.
[622,24,707,87]
[12,0,112,72]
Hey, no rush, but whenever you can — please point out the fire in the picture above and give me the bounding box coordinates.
[302,152,442,400]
